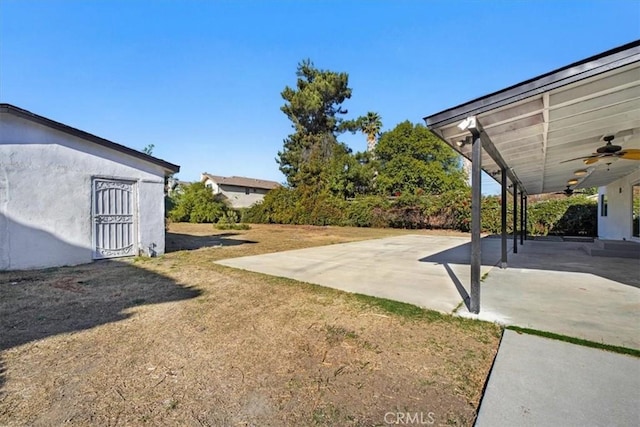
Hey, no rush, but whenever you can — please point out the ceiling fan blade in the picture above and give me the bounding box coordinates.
[560,155,595,164]
[619,149,640,160]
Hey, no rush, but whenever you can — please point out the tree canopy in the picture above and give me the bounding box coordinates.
[376,121,467,195]
[142,144,155,155]
[359,112,383,153]
[277,60,358,187]
[168,182,227,223]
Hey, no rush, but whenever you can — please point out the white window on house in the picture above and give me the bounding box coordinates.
[245,187,250,195]
[600,194,608,217]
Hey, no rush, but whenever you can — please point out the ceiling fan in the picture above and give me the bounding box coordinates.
[560,135,640,165]
[554,186,586,197]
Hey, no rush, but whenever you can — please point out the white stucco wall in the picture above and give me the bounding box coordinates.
[0,113,168,270]
[202,178,271,208]
[598,169,640,241]
[204,178,221,195]
[218,184,270,208]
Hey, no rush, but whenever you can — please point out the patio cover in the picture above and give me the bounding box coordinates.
[423,40,639,313]
[424,40,640,195]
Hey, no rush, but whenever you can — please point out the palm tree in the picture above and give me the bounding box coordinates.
[360,112,382,154]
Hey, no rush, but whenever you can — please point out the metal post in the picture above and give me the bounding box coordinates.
[470,133,482,314]
[501,168,507,268]
[520,192,524,245]
[524,196,528,241]
[524,196,529,240]
[513,183,518,254]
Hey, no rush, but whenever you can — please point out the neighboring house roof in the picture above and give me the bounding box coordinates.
[201,173,281,190]
[0,103,180,174]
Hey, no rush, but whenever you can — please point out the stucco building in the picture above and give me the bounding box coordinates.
[201,173,280,208]
[0,104,180,270]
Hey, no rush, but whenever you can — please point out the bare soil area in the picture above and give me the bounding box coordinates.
[1,223,500,426]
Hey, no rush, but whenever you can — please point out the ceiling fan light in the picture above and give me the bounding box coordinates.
[567,179,579,186]
[573,169,588,176]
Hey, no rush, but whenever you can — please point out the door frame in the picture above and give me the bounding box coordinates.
[91,176,138,259]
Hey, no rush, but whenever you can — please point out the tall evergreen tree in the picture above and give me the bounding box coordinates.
[277,60,357,187]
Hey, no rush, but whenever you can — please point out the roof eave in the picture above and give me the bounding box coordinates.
[424,39,640,129]
[0,104,180,174]
[201,173,281,190]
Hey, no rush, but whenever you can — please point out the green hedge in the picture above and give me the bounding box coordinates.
[244,188,474,230]
[345,195,391,227]
[481,195,597,236]
[529,197,597,236]
[245,188,597,236]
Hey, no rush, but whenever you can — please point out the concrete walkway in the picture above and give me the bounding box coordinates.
[476,330,640,426]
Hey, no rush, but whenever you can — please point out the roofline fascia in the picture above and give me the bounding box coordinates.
[424,40,640,129]
[429,127,520,196]
[0,103,180,174]
[201,173,281,190]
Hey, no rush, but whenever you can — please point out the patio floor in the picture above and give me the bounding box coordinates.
[216,235,640,349]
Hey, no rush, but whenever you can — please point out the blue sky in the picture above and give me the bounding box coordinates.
[1,1,639,194]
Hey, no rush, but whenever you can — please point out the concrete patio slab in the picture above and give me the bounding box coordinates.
[216,235,640,349]
[475,330,640,427]
[458,240,640,349]
[217,235,501,313]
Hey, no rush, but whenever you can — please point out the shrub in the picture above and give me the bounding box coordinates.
[480,195,504,234]
[294,189,347,226]
[478,194,597,236]
[244,187,347,226]
[382,193,424,229]
[241,183,597,236]
[242,201,267,224]
[168,182,227,223]
[243,187,300,224]
[437,189,472,231]
[528,196,597,236]
[481,195,524,235]
[164,195,176,218]
[346,195,391,227]
[215,210,251,230]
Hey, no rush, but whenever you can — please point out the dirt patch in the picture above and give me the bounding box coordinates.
[0,224,499,426]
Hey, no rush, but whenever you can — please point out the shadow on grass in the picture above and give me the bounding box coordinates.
[166,232,257,252]
[0,260,202,394]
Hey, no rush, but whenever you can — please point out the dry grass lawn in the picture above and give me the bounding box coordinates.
[0,223,500,426]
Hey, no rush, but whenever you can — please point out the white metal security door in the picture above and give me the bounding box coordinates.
[92,178,136,259]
